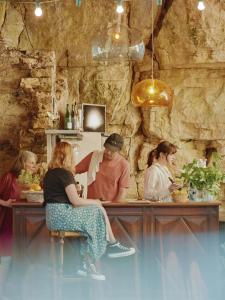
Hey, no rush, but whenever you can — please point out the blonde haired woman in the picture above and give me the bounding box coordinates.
[0,150,37,256]
[43,142,135,281]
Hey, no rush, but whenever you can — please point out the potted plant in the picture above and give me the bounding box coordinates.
[180,154,225,201]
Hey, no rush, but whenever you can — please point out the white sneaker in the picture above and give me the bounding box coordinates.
[88,263,106,281]
[107,242,136,258]
[77,263,87,277]
[77,262,105,281]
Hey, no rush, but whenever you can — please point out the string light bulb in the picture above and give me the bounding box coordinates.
[197,1,205,11]
[116,0,124,14]
[35,1,43,17]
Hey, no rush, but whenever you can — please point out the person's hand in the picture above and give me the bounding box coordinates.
[93,199,103,206]
[3,199,16,207]
[169,183,182,193]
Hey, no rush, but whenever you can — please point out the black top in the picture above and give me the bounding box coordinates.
[43,168,75,205]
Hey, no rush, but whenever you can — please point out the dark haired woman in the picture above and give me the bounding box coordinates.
[144,141,181,202]
[147,148,157,168]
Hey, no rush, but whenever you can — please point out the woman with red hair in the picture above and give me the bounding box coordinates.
[43,141,135,281]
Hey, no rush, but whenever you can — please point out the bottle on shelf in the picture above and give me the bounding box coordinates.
[78,106,83,131]
[64,104,72,130]
[74,102,80,131]
[71,104,75,130]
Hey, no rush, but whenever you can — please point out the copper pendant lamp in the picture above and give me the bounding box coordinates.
[131,0,173,108]
[132,78,173,108]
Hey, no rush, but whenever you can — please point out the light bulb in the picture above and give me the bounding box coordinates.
[156,0,162,6]
[35,2,43,17]
[116,1,124,14]
[197,1,205,11]
[114,33,120,40]
[149,86,155,94]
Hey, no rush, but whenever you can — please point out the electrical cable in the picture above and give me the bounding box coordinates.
[0,0,62,4]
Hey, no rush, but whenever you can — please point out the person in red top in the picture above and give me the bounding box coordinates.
[0,150,37,256]
[76,133,130,202]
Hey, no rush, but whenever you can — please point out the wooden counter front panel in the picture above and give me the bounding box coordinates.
[13,203,219,262]
[12,203,219,300]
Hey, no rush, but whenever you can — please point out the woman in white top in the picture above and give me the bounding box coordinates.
[144,141,181,202]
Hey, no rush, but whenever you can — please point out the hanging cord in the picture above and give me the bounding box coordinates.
[0,0,62,3]
[151,0,154,82]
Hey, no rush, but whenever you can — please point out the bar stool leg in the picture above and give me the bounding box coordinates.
[50,236,58,300]
[58,237,64,300]
[59,237,64,277]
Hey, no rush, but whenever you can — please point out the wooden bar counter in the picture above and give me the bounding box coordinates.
[12,200,219,261]
[12,201,220,300]
[13,201,219,260]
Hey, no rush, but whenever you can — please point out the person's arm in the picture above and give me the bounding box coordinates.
[114,162,130,202]
[65,184,102,207]
[0,173,17,206]
[114,188,127,202]
[0,199,15,207]
[75,153,93,174]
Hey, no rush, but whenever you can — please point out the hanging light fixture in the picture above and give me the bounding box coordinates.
[156,0,163,6]
[197,1,205,11]
[92,20,145,62]
[131,0,173,108]
[75,0,82,7]
[34,0,43,17]
[116,0,124,14]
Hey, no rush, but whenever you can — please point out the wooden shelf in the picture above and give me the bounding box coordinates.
[45,129,82,134]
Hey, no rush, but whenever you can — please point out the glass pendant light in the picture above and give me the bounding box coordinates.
[92,23,145,62]
[92,4,145,62]
[132,79,173,107]
[131,0,173,108]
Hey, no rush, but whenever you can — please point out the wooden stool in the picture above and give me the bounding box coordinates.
[50,231,84,275]
[49,230,85,300]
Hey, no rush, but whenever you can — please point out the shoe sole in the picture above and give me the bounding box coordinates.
[108,248,136,258]
[78,270,106,281]
[77,270,87,277]
[90,274,106,281]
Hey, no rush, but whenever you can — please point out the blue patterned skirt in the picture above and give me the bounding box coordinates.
[46,204,107,260]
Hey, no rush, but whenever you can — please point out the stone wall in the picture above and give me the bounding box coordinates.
[1,0,225,199]
[0,47,56,173]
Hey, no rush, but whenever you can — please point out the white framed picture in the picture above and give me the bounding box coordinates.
[82,103,106,133]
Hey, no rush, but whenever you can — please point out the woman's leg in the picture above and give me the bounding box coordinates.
[98,205,116,243]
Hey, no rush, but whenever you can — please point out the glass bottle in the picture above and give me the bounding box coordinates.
[64,104,72,130]
[74,102,80,131]
[71,104,75,130]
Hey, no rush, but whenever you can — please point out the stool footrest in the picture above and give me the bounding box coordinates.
[50,230,83,238]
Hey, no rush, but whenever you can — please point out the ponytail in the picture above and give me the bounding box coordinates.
[147,149,157,167]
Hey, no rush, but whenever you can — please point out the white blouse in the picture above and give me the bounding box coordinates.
[144,163,173,202]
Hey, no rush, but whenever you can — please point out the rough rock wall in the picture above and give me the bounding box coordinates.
[153,0,225,167]
[0,47,56,173]
[1,0,225,199]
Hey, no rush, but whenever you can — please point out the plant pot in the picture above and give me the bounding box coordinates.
[188,188,214,202]
[172,193,189,203]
